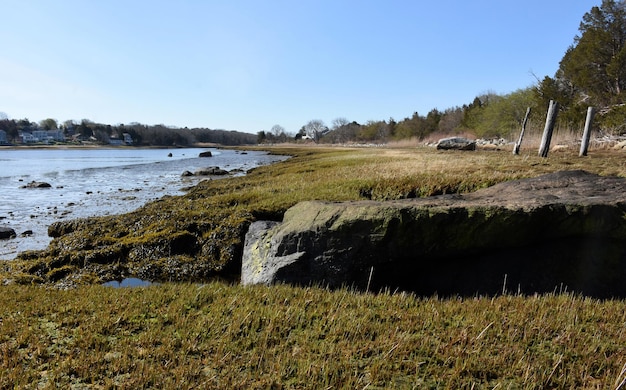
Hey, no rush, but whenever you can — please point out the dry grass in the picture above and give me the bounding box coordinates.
[5,145,626,286]
[3,146,626,387]
[1,283,626,389]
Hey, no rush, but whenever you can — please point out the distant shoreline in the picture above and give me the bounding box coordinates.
[0,142,221,150]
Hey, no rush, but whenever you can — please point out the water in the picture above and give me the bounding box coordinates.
[0,147,288,259]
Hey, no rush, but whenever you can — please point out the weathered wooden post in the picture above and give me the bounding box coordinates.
[538,100,559,157]
[579,107,595,156]
[513,107,531,155]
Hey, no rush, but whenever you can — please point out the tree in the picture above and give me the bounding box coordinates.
[270,124,285,137]
[558,0,626,107]
[39,118,58,130]
[437,107,464,134]
[269,124,288,143]
[303,119,328,143]
[480,89,537,138]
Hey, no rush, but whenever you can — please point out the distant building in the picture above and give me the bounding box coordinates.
[32,130,49,142]
[23,130,65,143]
[109,133,133,146]
[0,130,7,144]
[21,132,36,143]
[47,130,65,142]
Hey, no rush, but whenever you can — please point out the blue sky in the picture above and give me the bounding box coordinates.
[0,1,599,134]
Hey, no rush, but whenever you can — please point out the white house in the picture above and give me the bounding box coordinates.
[21,132,36,143]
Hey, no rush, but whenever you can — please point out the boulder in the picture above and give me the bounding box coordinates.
[436,137,476,151]
[242,170,626,297]
[0,227,16,239]
[199,151,213,157]
[20,181,52,189]
[195,166,229,176]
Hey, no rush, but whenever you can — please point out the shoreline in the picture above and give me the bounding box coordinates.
[0,142,222,150]
[0,147,286,260]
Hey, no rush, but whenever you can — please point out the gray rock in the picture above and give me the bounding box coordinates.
[0,227,16,239]
[195,166,229,176]
[20,181,52,188]
[181,170,194,177]
[199,151,213,157]
[242,221,306,285]
[436,137,476,151]
[242,170,626,297]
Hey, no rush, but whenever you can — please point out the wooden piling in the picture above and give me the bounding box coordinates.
[579,107,595,156]
[513,107,531,155]
[538,100,559,158]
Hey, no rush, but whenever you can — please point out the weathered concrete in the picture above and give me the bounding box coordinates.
[242,170,626,297]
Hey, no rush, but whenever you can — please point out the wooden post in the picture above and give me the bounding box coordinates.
[513,107,531,155]
[538,100,559,158]
[579,107,595,156]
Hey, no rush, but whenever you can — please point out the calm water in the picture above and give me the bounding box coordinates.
[0,147,288,259]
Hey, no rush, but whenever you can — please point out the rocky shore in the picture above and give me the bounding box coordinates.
[4,146,626,297]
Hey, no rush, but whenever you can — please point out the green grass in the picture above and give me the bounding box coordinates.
[5,145,626,286]
[1,283,625,389]
[3,146,626,388]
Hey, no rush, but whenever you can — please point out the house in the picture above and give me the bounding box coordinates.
[47,130,65,142]
[0,130,7,144]
[123,133,133,145]
[32,130,49,142]
[21,132,36,143]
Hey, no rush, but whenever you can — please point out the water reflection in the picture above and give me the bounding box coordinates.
[102,278,153,288]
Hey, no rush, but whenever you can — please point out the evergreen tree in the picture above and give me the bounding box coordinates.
[558,0,626,107]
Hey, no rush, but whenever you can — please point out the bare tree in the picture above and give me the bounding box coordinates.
[332,117,349,130]
[270,124,285,137]
[304,119,328,143]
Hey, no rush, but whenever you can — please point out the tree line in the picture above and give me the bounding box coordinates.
[258,0,626,145]
[0,116,256,146]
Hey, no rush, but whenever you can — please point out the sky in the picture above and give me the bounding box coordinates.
[0,0,601,134]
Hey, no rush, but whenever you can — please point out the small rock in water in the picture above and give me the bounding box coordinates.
[20,181,52,189]
[195,166,229,176]
[21,230,33,237]
[167,152,173,157]
[0,227,17,239]
[199,151,213,157]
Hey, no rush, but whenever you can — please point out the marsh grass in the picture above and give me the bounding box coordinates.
[1,282,626,388]
[3,146,626,387]
[5,146,626,286]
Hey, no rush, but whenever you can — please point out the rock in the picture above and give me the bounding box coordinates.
[20,181,52,189]
[551,144,569,152]
[199,151,213,157]
[613,140,626,150]
[21,230,33,237]
[195,166,229,176]
[0,227,17,239]
[436,137,476,151]
[181,170,194,177]
[242,170,626,297]
[167,152,173,157]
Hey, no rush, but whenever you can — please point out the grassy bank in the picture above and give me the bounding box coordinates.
[2,145,626,387]
[4,145,626,287]
[1,283,626,388]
